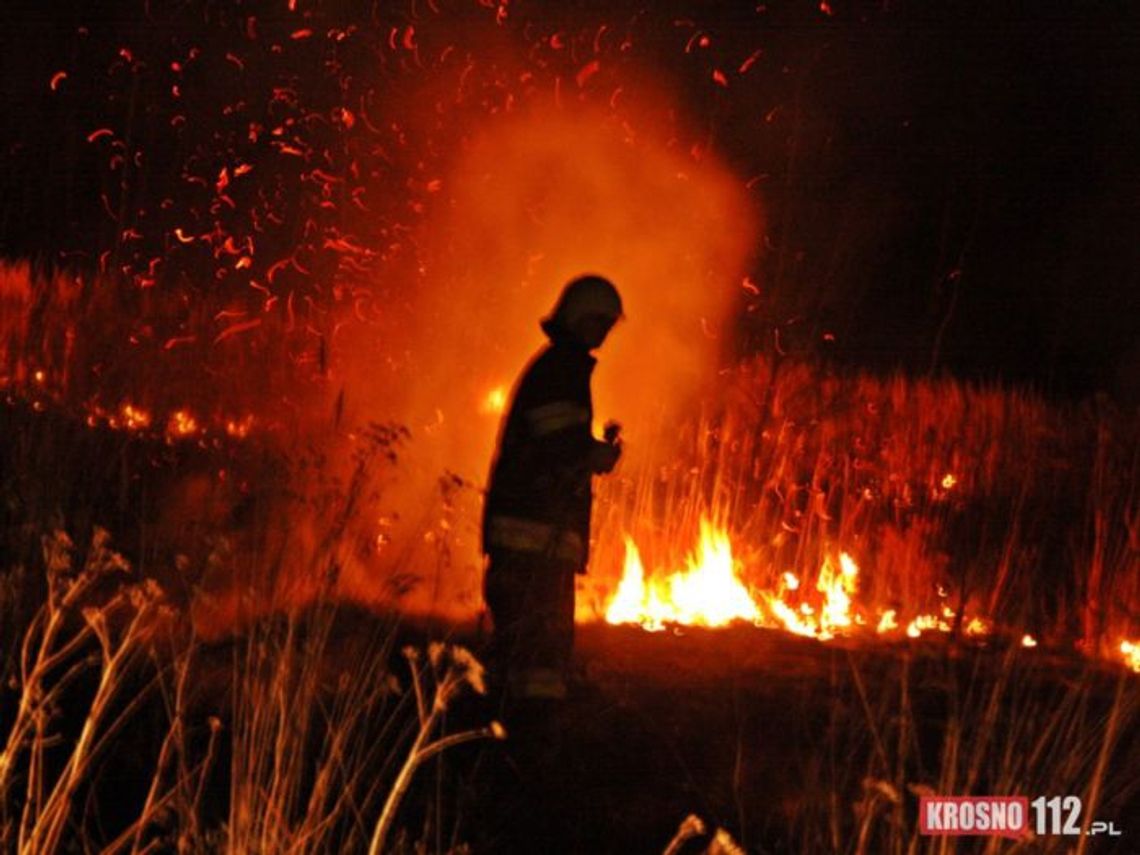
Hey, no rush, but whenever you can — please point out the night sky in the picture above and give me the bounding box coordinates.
[3,0,1138,399]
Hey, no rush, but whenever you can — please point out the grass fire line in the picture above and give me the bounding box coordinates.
[4,252,1138,850]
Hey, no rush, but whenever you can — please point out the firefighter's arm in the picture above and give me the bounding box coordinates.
[588,421,622,473]
[587,439,620,474]
[522,401,619,475]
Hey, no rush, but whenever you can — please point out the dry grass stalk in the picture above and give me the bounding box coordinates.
[1,530,167,855]
[367,644,504,855]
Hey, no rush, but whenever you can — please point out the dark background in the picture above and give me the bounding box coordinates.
[2,0,1138,399]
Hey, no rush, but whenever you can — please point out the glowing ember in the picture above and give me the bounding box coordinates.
[167,409,199,438]
[1121,640,1140,673]
[904,606,958,639]
[43,390,256,445]
[964,617,990,637]
[120,403,152,431]
[225,415,255,438]
[1021,634,1038,648]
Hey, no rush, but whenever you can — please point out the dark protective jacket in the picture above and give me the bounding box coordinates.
[483,338,603,570]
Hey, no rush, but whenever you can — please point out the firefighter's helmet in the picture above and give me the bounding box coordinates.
[543,275,624,337]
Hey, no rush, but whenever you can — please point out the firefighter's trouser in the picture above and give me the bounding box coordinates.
[484,547,576,694]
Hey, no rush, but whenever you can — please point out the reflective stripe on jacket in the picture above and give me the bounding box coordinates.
[483,339,598,568]
[485,515,586,565]
[526,401,590,436]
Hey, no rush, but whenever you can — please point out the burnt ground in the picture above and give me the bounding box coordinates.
[385,618,1139,854]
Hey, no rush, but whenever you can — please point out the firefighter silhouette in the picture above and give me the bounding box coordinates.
[482,275,624,700]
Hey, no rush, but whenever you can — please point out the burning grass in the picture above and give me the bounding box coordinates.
[580,357,1140,674]
[3,289,1138,663]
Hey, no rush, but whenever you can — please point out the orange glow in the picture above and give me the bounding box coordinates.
[225,415,254,438]
[1021,634,1038,648]
[941,473,957,489]
[333,98,758,616]
[481,385,507,415]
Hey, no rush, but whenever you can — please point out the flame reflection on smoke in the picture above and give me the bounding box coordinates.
[332,99,758,613]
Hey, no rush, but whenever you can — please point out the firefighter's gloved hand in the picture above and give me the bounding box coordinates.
[589,438,622,474]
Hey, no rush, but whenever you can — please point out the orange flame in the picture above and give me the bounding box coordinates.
[602,520,996,646]
[605,521,761,631]
[877,609,899,633]
[167,409,199,438]
[1121,640,1140,673]
[119,403,152,431]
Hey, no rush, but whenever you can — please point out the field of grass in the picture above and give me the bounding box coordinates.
[3,284,1139,850]
[1,0,1137,847]
[2,257,1140,852]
